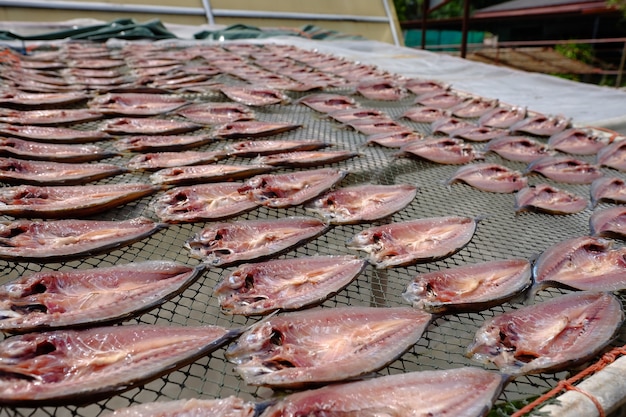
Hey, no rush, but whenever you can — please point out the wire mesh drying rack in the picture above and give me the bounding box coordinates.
[0,39,625,417]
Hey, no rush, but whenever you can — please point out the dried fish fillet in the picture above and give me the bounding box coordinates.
[448,163,528,193]
[0,158,127,186]
[107,397,256,417]
[515,184,588,215]
[590,206,626,240]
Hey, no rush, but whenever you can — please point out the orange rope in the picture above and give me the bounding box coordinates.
[510,345,626,417]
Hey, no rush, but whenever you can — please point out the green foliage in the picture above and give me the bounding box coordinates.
[555,42,594,64]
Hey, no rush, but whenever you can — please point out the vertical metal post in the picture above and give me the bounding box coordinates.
[617,40,626,87]
[460,0,470,58]
[421,0,429,49]
[382,0,401,46]
[201,0,215,25]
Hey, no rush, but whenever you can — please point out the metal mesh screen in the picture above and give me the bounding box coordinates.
[0,40,624,417]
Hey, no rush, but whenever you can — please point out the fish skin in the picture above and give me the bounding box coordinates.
[347,118,410,136]
[532,236,626,292]
[401,106,450,123]
[213,121,301,139]
[467,291,624,375]
[185,217,329,266]
[450,96,499,118]
[175,102,255,124]
[515,184,588,215]
[431,117,475,135]
[238,168,347,208]
[297,93,358,113]
[0,323,239,406]
[347,216,478,268]
[415,91,464,109]
[0,91,89,108]
[365,130,423,148]
[101,117,202,135]
[152,182,259,223]
[448,163,528,193]
[220,86,290,106]
[356,79,408,101]
[526,156,604,184]
[485,135,553,163]
[596,140,626,171]
[106,397,256,417]
[327,108,386,124]
[259,367,506,417]
[590,176,626,206]
[128,150,227,171]
[451,125,507,142]
[0,260,204,332]
[306,184,417,224]
[0,137,116,163]
[400,137,480,164]
[0,217,165,263]
[150,164,274,186]
[590,206,626,240]
[0,109,103,125]
[478,106,527,128]
[403,258,532,313]
[114,134,213,152]
[214,256,367,315]
[548,128,608,155]
[509,114,570,136]
[0,123,111,143]
[403,78,450,95]
[254,150,359,168]
[0,183,159,218]
[88,93,188,116]
[225,306,432,387]
[0,158,127,186]
[224,140,330,157]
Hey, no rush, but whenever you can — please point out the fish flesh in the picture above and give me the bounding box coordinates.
[403,258,532,313]
[365,130,423,148]
[0,323,239,406]
[128,150,227,170]
[478,106,526,128]
[403,78,450,95]
[327,108,386,124]
[0,109,103,125]
[259,367,506,417]
[548,128,608,155]
[0,123,111,143]
[347,118,410,136]
[591,176,626,206]
[509,114,569,136]
[451,125,507,142]
[0,137,116,162]
[347,216,478,268]
[254,150,359,168]
[0,217,165,262]
[0,158,127,186]
[175,102,255,124]
[0,91,89,108]
[150,164,274,186]
[526,156,604,184]
[356,79,407,101]
[485,135,553,163]
[467,291,624,375]
[515,184,588,214]
[401,106,450,123]
[185,217,328,266]
[596,139,626,171]
[0,183,159,218]
[225,306,432,387]
[306,183,417,224]
[451,96,499,118]
[533,236,626,292]
[152,182,258,223]
[220,86,289,106]
[88,93,188,116]
[297,93,358,113]
[106,397,256,417]
[0,260,204,332]
[431,117,475,135]
[448,163,528,193]
[223,139,330,157]
[416,90,464,109]
[237,168,347,208]
[114,134,213,152]
[590,206,626,240]
[214,256,367,315]
[400,137,480,164]
[101,117,201,135]
[213,121,301,139]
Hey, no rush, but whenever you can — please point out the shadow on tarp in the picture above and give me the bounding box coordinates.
[0,18,177,42]
[194,24,366,41]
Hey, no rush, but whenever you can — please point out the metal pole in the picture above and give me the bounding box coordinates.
[200,0,215,26]
[421,0,429,49]
[460,0,470,58]
[617,40,626,87]
[382,0,401,46]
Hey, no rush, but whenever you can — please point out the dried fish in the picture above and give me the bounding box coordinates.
[186,217,329,266]
[176,102,255,124]
[0,109,103,125]
[0,123,111,143]
[215,256,367,315]
[0,261,204,332]
[403,258,531,313]
[128,150,227,171]
[88,93,188,116]
[526,156,604,184]
[220,86,289,106]
[515,184,588,214]
[590,206,626,240]
[114,134,213,152]
[306,183,417,224]
[591,176,626,206]
[510,114,570,136]
[226,306,432,387]
[101,117,201,135]
[224,139,330,157]
[150,164,274,186]
[365,130,423,148]
[106,397,256,417]
[0,137,116,162]
[450,96,498,118]
[297,93,357,113]
[400,137,480,164]
[478,106,526,128]
[401,106,450,123]
[596,139,626,171]
[347,216,478,268]
[213,121,301,139]
[0,158,127,186]
[448,163,528,193]
[548,128,608,155]
[254,150,359,168]
[467,291,624,375]
[485,135,553,163]
[356,79,408,101]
